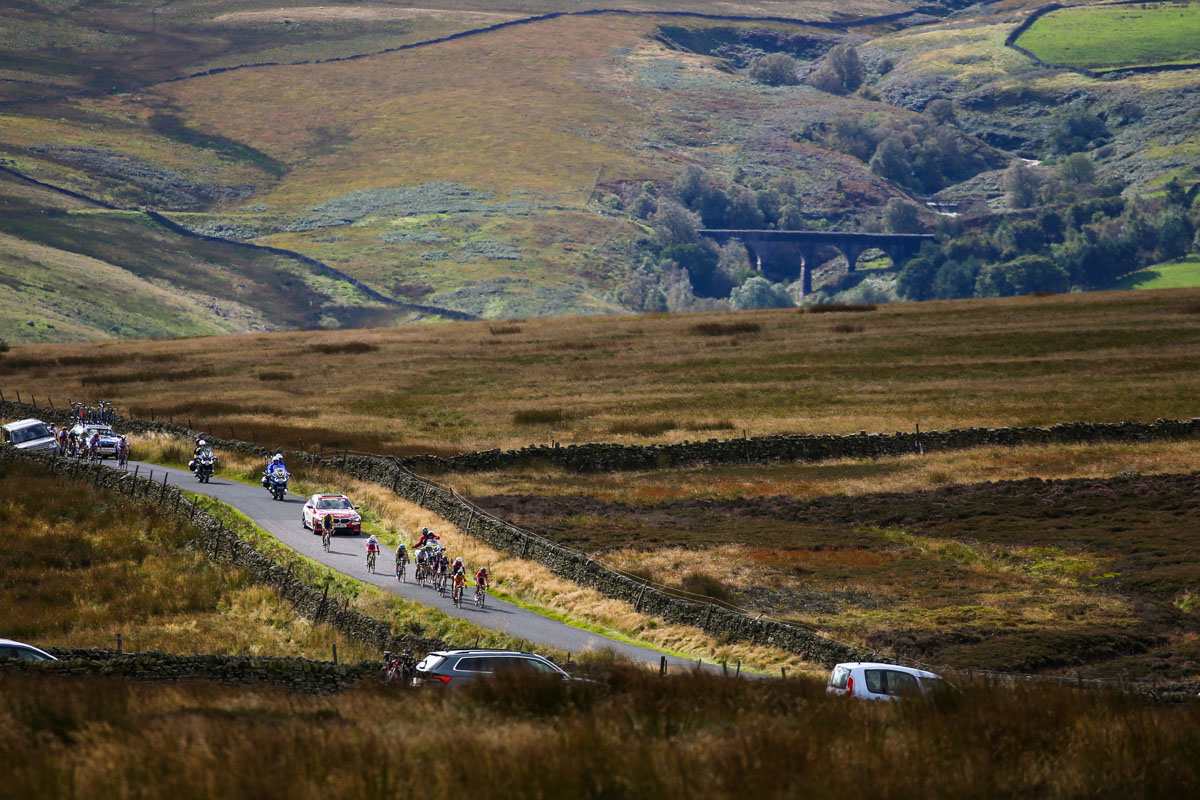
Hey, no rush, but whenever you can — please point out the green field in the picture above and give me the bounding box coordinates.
[1018,2,1200,71]
[1110,259,1200,290]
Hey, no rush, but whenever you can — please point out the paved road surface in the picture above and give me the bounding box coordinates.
[123,460,721,672]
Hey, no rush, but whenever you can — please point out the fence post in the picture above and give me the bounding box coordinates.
[16,391,21,403]
[736,661,741,677]
[660,656,667,676]
[332,644,338,665]
[116,633,123,654]
[150,408,154,421]
[781,667,788,679]
[722,661,728,677]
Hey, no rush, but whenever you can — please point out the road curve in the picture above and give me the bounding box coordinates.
[121,460,721,672]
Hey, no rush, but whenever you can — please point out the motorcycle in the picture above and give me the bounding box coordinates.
[191,450,216,483]
[266,466,290,501]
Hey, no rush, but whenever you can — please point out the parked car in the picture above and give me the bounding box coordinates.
[1,418,58,454]
[302,494,362,535]
[413,649,571,686]
[826,662,947,700]
[70,423,121,459]
[0,638,57,661]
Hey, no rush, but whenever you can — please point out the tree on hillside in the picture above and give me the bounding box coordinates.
[1059,153,1096,185]
[829,44,863,92]
[883,198,921,233]
[870,137,911,186]
[729,276,794,310]
[661,243,728,297]
[1051,111,1109,154]
[617,264,666,312]
[651,199,701,246]
[748,53,799,86]
[975,255,1069,297]
[672,166,707,208]
[808,44,862,95]
[1002,160,1041,210]
[926,99,956,126]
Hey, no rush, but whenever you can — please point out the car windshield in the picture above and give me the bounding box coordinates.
[316,498,353,510]
[10,424,51,444]
[87,427,113,437]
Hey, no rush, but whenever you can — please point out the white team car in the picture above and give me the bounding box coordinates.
[302,493,362,535]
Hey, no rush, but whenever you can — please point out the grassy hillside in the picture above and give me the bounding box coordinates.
[1017,2,1200,71]
[0,171,444,342]
[2,1,1199,338]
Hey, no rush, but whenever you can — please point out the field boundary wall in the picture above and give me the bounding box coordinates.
[398,417,1200,474]
[0,648,377,694]
[0,442,442,660]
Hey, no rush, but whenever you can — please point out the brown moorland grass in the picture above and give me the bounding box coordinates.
[3,670,1199,799]
[468,469,1200,676]
[0,461,374,660]
[3,289,1200,453]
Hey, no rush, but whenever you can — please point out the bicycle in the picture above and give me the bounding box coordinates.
[437,572,448,596]
[322,527,332,553]
[396,556,408,582]
[367,550,377,574]
[117,447,128,470]
[452,579,465,608]
[475,585,487,609]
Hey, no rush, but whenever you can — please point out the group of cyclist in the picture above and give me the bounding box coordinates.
[53,423,128,465]
[366,526,490,607]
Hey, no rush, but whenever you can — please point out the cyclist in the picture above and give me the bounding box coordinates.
[365,534,381,571]
[321,513,334,550]
[88,431,100,460]
[452,563,467,603]
[117,435,129,468]
[395,542,409,580]
[475,566,490,592]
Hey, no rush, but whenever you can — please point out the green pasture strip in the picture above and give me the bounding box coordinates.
[1108,260,1200,291]
[1017,3,1200,70]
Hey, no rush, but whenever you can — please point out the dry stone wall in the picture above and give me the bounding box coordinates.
[1,648,378,694]
[399,418,1200,474]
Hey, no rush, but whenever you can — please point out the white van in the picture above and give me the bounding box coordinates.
[1,418,58,454]
[826,661,947,700]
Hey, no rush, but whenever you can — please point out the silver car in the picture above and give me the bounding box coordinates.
[2,418,58,454]
[0,638,57,661]
[413,649,571,686]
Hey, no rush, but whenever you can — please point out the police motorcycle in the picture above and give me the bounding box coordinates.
[188,441,217,483]
[262,454,290,501]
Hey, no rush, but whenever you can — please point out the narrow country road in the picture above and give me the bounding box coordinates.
[122,460,723,672]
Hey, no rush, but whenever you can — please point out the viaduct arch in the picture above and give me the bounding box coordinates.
[699,229,935,295]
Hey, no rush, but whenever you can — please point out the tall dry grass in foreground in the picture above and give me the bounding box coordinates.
[3,669,1198,799]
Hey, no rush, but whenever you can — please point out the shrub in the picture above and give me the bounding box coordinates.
[607,419,677,437]
[747,53,798,86]
[884,198,922,233]
[729,276,793,310]
[488,325,523,335]
[832,322,865,333]
[257,371,295,382]
[513,408,567,425]
[679,572,733,604]
[307,342,379,355]
[689,321,761,336]
[975,255,1069,297]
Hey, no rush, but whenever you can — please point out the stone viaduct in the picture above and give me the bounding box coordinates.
[699,229,935,294]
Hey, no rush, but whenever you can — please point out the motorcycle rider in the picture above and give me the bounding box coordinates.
[415,526,439,549]
[262,453,286,488]
[189,439,210,473]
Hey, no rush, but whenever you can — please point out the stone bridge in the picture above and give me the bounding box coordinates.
[699,229,935,294]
